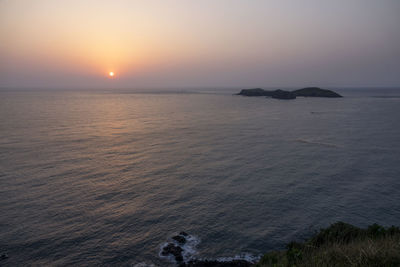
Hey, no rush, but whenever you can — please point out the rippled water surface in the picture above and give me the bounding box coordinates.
[1,88,400,266]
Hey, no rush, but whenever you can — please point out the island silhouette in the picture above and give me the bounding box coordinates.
[237,87,342,99]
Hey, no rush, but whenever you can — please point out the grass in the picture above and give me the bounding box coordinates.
[255,222,400,267]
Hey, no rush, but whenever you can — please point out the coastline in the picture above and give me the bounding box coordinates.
[158,222,400,267]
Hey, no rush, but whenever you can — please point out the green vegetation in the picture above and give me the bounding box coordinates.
[255,222,400,267]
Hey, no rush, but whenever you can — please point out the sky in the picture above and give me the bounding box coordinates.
[0,0,399,89]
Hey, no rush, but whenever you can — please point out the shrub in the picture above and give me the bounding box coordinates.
[255,222,400,267]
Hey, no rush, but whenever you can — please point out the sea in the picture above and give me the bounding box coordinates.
[0,87,399,266]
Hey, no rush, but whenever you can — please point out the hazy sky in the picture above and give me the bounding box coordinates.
[1,0,399,88]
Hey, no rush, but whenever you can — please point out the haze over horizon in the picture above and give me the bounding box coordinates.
[1,0,399,89]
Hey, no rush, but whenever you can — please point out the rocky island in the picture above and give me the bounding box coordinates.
[237,87,342,100]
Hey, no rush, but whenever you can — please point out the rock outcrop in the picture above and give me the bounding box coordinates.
[161,243,184,262]
[160,232,254,266]
[161,232,192,263]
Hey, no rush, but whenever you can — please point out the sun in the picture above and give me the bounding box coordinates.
[108,71,115,78]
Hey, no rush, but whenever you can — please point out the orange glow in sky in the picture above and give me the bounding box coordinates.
[0,0,399,88]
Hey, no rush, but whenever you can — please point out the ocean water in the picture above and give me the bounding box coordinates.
[0,88,399,266]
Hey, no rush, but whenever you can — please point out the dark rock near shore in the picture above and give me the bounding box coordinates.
[161,232,254,266]
[172,231,190,244]
[161,243,184,262]
[173,235,187,244]
[292,87,342,97]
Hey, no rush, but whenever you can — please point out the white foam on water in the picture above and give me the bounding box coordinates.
[180,234,201,262]
[158,242,176,262]
[132,262,157,267]
[216,252,262,263]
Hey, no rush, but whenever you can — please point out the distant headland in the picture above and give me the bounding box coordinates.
[237,87,342,99]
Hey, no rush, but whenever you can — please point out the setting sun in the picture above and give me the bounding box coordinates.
[109,71,114,77]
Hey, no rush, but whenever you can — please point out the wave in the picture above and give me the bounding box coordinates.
[132,263,156,267]
[216,252,262,263]
[295,139,340,148]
